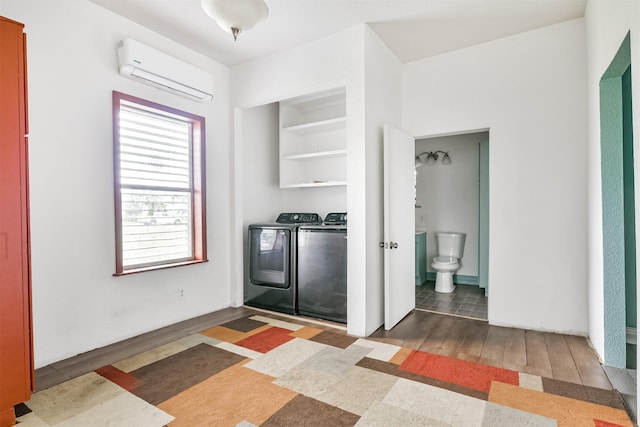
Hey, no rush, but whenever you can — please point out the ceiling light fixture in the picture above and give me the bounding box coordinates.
[200,0,269,41]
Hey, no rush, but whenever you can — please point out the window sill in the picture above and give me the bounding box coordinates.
[114,259,209,276]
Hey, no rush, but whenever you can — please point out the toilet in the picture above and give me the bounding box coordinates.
[432,232,466,293]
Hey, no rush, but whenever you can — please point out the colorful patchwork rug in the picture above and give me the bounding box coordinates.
[17,315,634,426]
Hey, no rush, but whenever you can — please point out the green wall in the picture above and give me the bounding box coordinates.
[479,140,489,294]
[600,33,633,368]
[622,65,636,329]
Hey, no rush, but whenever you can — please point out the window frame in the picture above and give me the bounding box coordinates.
[112,91,207,275]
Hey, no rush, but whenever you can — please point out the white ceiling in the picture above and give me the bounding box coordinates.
[89,0,587,67]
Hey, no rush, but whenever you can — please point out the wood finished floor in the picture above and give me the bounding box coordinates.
[35,306,613,394]
[367,309,612,390]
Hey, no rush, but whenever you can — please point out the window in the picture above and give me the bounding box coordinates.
[113,91,207,275]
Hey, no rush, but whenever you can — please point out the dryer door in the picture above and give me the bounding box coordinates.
[249,228,290,288]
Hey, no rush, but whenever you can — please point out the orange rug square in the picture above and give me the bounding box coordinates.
[158,361,297,426]
[199,324,271,343]
[95,365,142,391]
[489,381,633,427]
[400,350,519,393]
[594,421,630,427]
[235,326,295,353]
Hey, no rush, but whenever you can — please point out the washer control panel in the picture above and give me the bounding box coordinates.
[276,213,322,224]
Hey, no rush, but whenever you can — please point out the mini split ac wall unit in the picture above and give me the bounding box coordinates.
[117,38,214,102]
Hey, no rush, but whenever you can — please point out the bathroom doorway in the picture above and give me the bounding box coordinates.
[600,33,636,370]
[414,131,489,320]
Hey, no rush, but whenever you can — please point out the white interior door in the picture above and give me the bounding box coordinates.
[383,124,416,330]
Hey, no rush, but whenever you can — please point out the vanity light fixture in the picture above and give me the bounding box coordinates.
[415,150,452,167]
[200,0,269,41]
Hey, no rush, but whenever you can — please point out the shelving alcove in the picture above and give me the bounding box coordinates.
[279,87,347,189]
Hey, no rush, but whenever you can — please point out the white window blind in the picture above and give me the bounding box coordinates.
[118,103,194,268]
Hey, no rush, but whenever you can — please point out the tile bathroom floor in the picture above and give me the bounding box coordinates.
[415,281,488,321]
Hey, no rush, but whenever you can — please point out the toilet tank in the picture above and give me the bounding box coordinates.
[436,232,466,258]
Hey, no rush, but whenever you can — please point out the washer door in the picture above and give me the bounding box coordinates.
[249,228,290,288]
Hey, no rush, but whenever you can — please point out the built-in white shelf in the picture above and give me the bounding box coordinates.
[282,117,346,135]
[283,149,346,161]
[279,87,347,189]
[281,181,347,189]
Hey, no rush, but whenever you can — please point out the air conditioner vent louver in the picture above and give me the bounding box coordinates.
[117,38,213,102]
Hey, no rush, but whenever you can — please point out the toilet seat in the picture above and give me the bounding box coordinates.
[432,256,459,294]
[433,256,457,265]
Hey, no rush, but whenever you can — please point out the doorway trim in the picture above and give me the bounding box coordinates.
[600,32,634,368]
[479,139,490,296]
[414,128,490,303]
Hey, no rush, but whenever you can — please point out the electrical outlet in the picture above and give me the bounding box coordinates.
[178,288,185,300]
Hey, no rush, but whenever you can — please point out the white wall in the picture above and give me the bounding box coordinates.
[230,26,371,333]
[238,100,347,223]
[584,0,640,363]
[404,19,588,334]
[361,27,403,334]
[2,0,602,365]
[4,0,232,367]
[236,103,350,296]
[231,26,402,336]
[239,103,283,290]
[231,28,362,108]
[416,133,485,277]
[282,188,347,218]
[241,103,283,227]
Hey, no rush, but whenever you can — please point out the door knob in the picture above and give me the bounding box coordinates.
[380,242,398,249]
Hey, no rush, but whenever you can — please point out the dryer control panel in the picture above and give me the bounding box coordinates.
[324,212,347,225]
